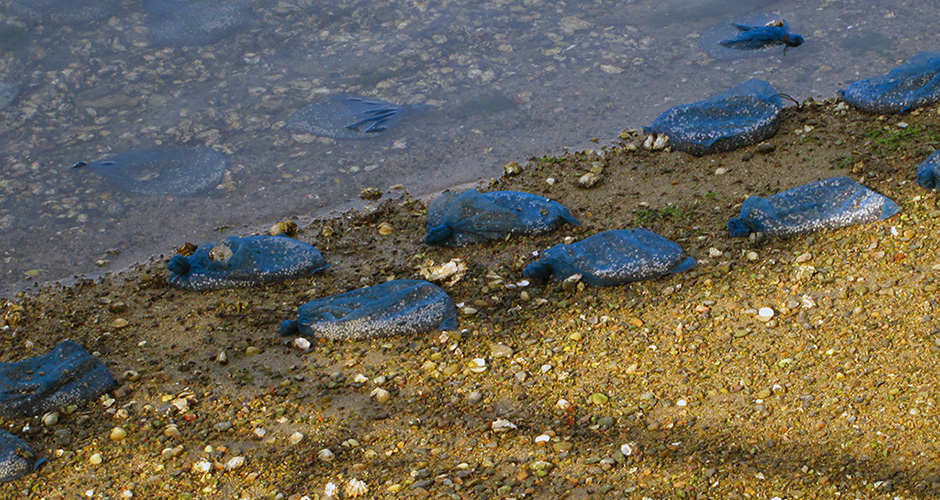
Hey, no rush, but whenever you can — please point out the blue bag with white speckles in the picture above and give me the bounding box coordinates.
[523,229,696,287]
[0,430,42,484]
[167,235,328,291]
[425,189,580,246]
[728,177,900,239]
[0,340,114,420]
[645,79,783,156]
[916,150,940,190]
[280,279,458,340]
[840,52,940,114]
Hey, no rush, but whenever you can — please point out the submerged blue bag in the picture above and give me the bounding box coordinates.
[523,229,696,287]
[168,235,328,291]
[280,279,458,340]
[425,190,580,246]
[916,150,940,189]
[728,177,900,239]
[0,430,42,484]
[840,52,940,114]
[0,340,114,419]
[646,79,783,156]
[719,20,803,53]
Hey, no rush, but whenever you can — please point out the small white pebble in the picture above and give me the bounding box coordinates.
[491,419,517,432]
[621,442,635,456]
[225,456,245,471]
[121,490,133,499]
[758,307,774,318]
[535,434,550,444]
[555,398,571,410]
[468,358,487,373]
[324,482,337,497]
[318,448,335,462]
[89,453,103,465]
[545,177,556,185]
[714,167,727,175]
[676,399,688,407]
[289,432,305,445]
[353,373,368,384]
[191,459,212,474]
[293,337,311,350]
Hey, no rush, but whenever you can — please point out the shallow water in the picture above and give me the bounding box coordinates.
[0,0,936,295]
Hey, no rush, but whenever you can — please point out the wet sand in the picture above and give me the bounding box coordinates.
[3,99,940,499]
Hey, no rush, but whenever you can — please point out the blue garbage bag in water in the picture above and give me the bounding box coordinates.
[719,20,804,53]
[645,79,783,156]
[0,430,42,484]
[280,280,458,340]
[167,235,328,291]
[523,229,696,287]
[425,190,580,246]
[839,52,940,114]
[0,340,114,420]
[728,176,900,239]
[916,150,940,190]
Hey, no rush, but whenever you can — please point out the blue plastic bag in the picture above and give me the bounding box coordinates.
[523,229,696,287]
[719,20,803,53]
[646,79,783,156]
[916,150,940,190]
[0,340,114,420]
[74,146,227,197]
[288,95,422,139]
[280,279,458,340]
[425,190,580,246]
[840,52,940,114]
[0,430,42,484]
[168,235,328,291]
[728,176,901,239]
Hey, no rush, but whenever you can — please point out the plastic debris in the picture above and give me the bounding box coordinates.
[728,176,900,239]
[425,189,580,246]
[840,51,940,114]
[0,340,115,420]
[0,430,43,484]
[645,79,783,156]
[144,0,249,48]
[167,235,328,291]
[916,149,940,190]
[523,229,696,287]
[74,146,227,197]
[700,14,802,59]
[288,94,427,139]
[280,279,458,340]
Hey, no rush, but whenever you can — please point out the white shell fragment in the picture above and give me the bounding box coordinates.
[491,418,518,433]
[621,442,636,456]
[345,478,369,498]
[225,456,245,471]
[293,337,311,350]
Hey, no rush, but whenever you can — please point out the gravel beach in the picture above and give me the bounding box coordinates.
[3,99,940,499]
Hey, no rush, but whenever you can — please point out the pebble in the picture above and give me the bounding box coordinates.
[467,391,484,404]
[708,247,723,258]
[289,431,305,445]
[590,393,609,405]
[490,343,514,359]
[89,453,103,465]
[225,456,245,471]
[468,358,487,373]
[371,388,391,403]
[746,251,758,261]
[317,448,335,461]
[245,346,261,356]
[757,307,775,321]
[714,167,727,175]
[795,252,813,263]
[42,411,59,427]
[110,427,127,441]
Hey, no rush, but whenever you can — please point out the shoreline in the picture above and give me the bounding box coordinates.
[3,98,940,498]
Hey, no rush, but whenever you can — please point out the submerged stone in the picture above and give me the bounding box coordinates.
[0,83,20,112]
[144,0,249,48]
[9,0,118,25]
[840,51,940,114]
[287,94,420,139]
[0,430,42,484]
[425,190,580,246]
[280,279,458,340]
[0,340,115,420]
[76,146,227,197]
[646,79,783,156]
[167,235,329,291]
[728,176,900,239]
[523,229,696,287]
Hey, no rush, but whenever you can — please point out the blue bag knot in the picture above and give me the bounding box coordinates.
[167,254,191,275]
[424,225,453,246]
[727,218,753,238]
[280,320,299,335]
